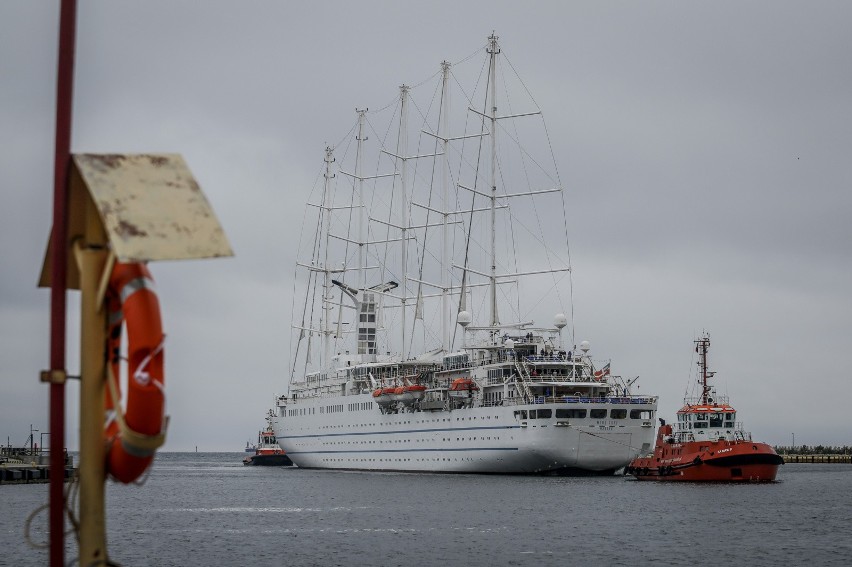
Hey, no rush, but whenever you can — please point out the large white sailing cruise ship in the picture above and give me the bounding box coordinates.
[274,34,657,474]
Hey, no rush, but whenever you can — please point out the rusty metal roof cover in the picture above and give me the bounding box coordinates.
[75,153,233,261]
[39,153,233,288]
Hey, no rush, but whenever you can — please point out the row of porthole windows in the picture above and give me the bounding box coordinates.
[294,437,517,447]
[286,407,316,417]
[286,410,507,422]
[288,411,504,422]
[321,457,476,463]
[321,437,501,446]
[323,418,501,428]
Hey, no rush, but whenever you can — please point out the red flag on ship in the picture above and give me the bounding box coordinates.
[593,363,610,380]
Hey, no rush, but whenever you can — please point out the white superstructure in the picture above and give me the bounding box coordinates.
[275,34,657,474]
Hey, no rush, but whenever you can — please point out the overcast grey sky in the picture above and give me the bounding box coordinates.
[2,1,851,451]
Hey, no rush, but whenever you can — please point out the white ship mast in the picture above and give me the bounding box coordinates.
[440,61,451,352]
[458,33,567,337]
[356,108,367,292]
[488,33,500,328]
[400,85,410,357]
[380,84,444,358]
[321,146,335,370]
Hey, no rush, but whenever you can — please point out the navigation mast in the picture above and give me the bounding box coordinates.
[440,60,451,352]
[356,108,367,292]
[399,85,410,357]
[696,334,713,404]
[488,32,500,328]
[321,146,335,370]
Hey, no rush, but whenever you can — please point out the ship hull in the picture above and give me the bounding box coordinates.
[274,393,656,475]
[626,439,782,482]
[243,453,293,467]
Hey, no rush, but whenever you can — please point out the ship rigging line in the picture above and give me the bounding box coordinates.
[369,43,484,115]
[454,44,487,68]
[331,118,359,154]
[504,50,574,345]
[291,156,333,379]
[410,79,443,353]
[451,59,489,347]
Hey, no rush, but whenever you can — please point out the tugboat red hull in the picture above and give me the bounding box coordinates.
[626,426,783,482]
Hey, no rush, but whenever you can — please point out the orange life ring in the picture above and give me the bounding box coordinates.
[105,261,167,484]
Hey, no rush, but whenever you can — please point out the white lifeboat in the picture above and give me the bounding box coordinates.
[371,387,396,408]
[448,378,479,398]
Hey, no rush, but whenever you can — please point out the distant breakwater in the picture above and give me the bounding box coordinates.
[774,445,852,464]
[781,454,851,464]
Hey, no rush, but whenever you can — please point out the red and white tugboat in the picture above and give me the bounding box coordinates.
[243,410,293,467]
[626,334,782,482]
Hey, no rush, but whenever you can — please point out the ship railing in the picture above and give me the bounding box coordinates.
[471,351,587,367]
[458,352,596,380]
[556,395,657,405]
[443,361,474,371]
[490,395,657,407]
[683,394,731,406]
[674,421,748,432]
[733,428,752,441]
[0,446,70,467]
[482,396,525,407]
[672,424,752,443]
[523,354,574,363]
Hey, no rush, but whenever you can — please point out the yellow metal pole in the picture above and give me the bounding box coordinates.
[74,241,108,564]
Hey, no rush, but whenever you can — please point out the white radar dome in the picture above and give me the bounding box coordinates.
[579,340,590,353]
[554,313,568,329]
[457,310,472,327]
[504,338,515,349]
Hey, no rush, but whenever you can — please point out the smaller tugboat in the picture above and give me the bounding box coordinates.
[626,333,782,482]
[243,410,293,467]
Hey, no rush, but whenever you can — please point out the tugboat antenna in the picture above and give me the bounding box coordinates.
[696,334,712,405]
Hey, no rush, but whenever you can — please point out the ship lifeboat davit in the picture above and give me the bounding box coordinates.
[372,387,396,408]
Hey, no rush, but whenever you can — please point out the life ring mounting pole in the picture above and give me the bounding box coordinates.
[74,241,109,564]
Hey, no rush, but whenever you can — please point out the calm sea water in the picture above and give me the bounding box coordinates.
[2,453,850,566]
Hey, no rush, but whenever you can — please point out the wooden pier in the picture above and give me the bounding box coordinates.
[1,446,76,485]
